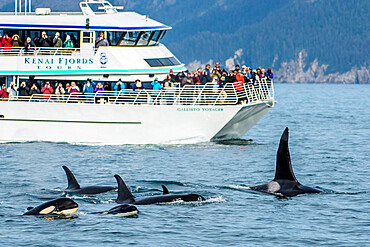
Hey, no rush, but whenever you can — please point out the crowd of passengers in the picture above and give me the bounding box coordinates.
[167,62,273,88]
[0,31,111,51]
[0,62,273,101]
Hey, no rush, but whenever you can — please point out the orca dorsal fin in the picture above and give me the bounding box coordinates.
[62,166,81,190]
[274,128,299,182]
[162,185,169,194]
[114,175,135,204]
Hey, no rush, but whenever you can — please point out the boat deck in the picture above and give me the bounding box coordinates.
[4,81,274,106]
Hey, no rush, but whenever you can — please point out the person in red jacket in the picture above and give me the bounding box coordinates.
[2,34,12,51]
[41,81,54,100]
[0,84,8,100]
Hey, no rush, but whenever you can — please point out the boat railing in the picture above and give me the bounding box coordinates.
[6,79,274,106]
[0,47,90,56]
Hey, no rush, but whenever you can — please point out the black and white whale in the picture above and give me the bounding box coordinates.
[92,204,139,217]
[250,128,321,197]
[114,175,205,205]
[62,166,116,195]
[23,198,79,215]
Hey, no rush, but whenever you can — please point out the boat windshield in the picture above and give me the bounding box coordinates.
[107,30,166,46]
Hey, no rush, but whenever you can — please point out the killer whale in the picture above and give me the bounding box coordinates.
[62,166,116,195]
[23,198,78,215]
[114,175,205,205]
[250,128,321,197]
[92,204,139,217]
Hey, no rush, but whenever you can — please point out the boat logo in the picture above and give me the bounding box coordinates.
[100,52,108,67]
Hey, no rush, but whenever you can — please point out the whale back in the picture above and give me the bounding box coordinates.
[62,166,81,190]
[114,175,135,204]
[274,128,298,182]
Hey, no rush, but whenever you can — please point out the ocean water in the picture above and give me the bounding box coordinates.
[0,84,369,246]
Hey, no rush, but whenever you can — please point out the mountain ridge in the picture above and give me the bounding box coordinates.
[0,0,369,83]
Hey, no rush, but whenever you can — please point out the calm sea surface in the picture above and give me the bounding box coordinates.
[0,84,369,246]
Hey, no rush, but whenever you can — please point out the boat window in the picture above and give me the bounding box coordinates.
[148,31,161,46]
[83,31,94,43]
[144,57,181,67]
[0,29,80,48]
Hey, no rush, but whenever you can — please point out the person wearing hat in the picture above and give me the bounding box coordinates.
[169,69,177,83]
[151,77,162,103]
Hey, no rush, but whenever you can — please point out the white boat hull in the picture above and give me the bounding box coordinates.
[0,101,273,144]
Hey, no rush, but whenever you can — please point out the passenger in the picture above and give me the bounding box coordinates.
[169,69,177,84]
[235,70,245,84]
[70,33,79,48]
[11,34,22,47]
[176,72,185,82]
[163,74,174,88]
[53,32,63,48]
[94,82,105,103]
[24,37,36,53]
[266,68,273,81]
[219,66,227,75]
[2,34,12,51]
[191,70,200,85]
[83,79,94,103]
[232,64,240,73]
[39,31,52,47]
[17,81,29,97]
[212,62,221,74]
[219,74,227,88]
[41,81,54,100]
[68,81,80,94]
[55,82,65,102]
[151,78,162,104]
[29,83,40,95]
[65,83,71,94]
[199,69,211,85]
[83,79,94,94]
[204,64,211,75]
[210,76,219,93]
[181,73,193,87]
[114,79,125,96]
[33,32,40,46]
[133,79,143,91]
[68,81,80,102]
[0,84,8,100]
[7,81,18,100]
[0,33,3,48]
[245,67,252,83]
[64,35,74,48]
[95,32,109,48]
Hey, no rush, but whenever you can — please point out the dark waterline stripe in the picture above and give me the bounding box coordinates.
[0,119,141,125]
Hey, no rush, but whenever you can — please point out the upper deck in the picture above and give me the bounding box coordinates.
[0,0,170,32]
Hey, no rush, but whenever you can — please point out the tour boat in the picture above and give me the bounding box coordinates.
[0,0,275,144]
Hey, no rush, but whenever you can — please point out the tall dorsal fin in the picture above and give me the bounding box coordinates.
[62,166,81,190]
[274,128,299,182]
[161,185,169,194]
[114,175,135,204]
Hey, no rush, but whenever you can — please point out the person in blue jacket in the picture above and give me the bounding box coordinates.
[151,78,162,96]
[114,78,125,96]
[151,78,162,104]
